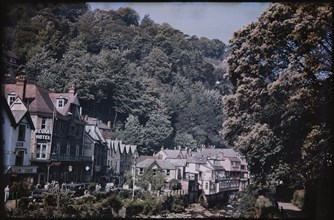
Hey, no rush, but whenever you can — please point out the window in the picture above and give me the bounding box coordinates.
[41,118,46,129]
[205,182,209,190]
[139,168,144,175]
[57,99,64,108]
[66,144,70,155]
[36,144,47,159]
[166,169,170,176]
[18,124,26,141]
[75,144,80,156]
[15,151,24,166]
[153,169,156,176]
[55,142,60,154]
[8,95,16,106]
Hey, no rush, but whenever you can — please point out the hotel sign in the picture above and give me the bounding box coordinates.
[35,129,51,140]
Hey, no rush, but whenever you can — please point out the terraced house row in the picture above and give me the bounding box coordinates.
[2,67,250,201]
[2,71,138,187]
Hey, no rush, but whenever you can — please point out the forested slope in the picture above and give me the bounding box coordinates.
[2,3,231,154]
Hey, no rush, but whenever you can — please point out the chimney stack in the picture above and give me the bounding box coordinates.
[107,121,112,129]
[15,75,27,102]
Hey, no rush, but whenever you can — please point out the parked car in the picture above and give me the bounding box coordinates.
[29,189,48,202]
[62,183,89,197]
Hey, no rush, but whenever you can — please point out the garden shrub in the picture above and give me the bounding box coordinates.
[118,189,132,199]
[171,195,185,213]
[142,196,162,216]
[122,198,144,217]
[17,197,30,210]
[292,189,304,209]
[43,192,57,206]
[237,185,258,218]
[73,194,96,205]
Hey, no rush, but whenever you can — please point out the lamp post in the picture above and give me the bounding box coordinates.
[132,154,137,200]
[85,166,90,182]
[68,165,72,183]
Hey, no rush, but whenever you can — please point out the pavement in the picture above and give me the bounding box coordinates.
[278,202,307,219]
[4,199,18,210]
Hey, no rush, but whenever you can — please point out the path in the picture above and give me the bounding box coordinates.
[278,202,306,219]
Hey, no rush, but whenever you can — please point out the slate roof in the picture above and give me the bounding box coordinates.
[1,96,16,127]
[227,157,241,162]
[108,140,137,155]
[162,149,182,159]
[136,159,176,170]
[3,83,80,119]
[166,159,187,167]
[186,156,207,164]
[221,148,239,157]
[136,155,154,163]
[193,148,224,159]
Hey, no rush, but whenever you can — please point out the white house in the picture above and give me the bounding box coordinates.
[2,96,37,184]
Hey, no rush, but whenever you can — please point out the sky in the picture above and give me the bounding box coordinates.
[88,2,271,44]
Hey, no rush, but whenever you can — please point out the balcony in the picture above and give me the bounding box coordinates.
[50,154,92,162]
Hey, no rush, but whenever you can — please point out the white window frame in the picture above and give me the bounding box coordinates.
[41,117,47,129]
[57,99,64,108]
[36,143,47,159]
[8,94,16,106]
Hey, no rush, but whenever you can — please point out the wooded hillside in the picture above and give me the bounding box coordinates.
[2,3,231,154]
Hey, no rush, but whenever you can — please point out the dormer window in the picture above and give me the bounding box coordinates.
[57,99,64,108]
[8,92,16,106]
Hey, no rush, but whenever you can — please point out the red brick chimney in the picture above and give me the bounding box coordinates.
[15,74,27,102]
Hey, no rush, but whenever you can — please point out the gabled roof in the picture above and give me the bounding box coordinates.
[3,83,81,119]
[1,96,16,127]
[162,149,182,159]
[136,159,176,170]
[136,158,155,168]
[226,157,241,162]
[193,148,224,159]
[166,159,187,167]
[10,97,35,130]
[156,160,176,170]
[186,156,207,164]
[137,155,154,163]
[221,148,239,157]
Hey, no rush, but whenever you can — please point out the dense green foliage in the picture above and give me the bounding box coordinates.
[6,189,188,218]
[222,2,332,219]
[3,2,229,155]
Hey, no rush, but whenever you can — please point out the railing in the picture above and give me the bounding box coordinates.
[50,154,92,162]
[31,153,49,161]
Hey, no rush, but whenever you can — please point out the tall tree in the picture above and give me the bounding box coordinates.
[222,2,332,219]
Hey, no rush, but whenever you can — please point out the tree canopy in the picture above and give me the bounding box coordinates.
[3,3,228,155]
[222,2,332,218]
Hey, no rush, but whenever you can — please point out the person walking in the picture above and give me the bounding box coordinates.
[4,185,10,203]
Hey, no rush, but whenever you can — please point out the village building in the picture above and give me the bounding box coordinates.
[2,50,20,83]
[107,139,138,187]
[3,74,87,185]
[2,95,36,185]
[83,116,110,182]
